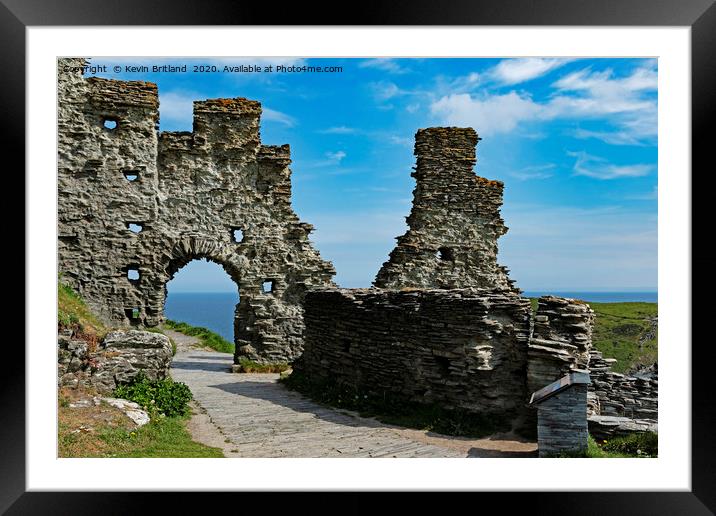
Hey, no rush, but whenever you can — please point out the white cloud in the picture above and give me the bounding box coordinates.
[262,108,296,127]
[370,81,403,101]
[568,151,653,180]
[406,103,420,113]
[319,126,356,134]
[509,164,555,181]
[430,63,657,143]
[389,135,413,147]
[325,150,347,163]
[158,91,197,127]
[430,91,542,135]
[490,58,571,85]
[359,58,409,74]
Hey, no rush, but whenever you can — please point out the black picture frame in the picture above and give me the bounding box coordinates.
[5,0,714,513]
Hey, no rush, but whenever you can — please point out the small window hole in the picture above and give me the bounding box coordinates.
[434,356,451,377]
[125,307,140,321]
[103,118,118,130]
[437,247,455,262]
[127,269,140,282]
[127,223,143,234]
[262,280,274,294]
[123,170,139,182]
[232,228,244,243]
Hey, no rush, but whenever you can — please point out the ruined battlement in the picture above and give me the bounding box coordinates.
[374,126,514,291]
[57,58,335,364]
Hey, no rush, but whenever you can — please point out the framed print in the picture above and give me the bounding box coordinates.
[6,0,715,512]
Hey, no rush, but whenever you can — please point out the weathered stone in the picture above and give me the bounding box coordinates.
[101,397,151,427]
[57,58,335,364]
[57,328,174,393]
[587,415,658,440]
[294,288,533,422]
[374,128,515,292]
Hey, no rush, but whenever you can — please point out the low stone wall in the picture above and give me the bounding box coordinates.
[58,329,173,393]
[588,349,658,420]
[527,296,595,394]
[294,288,532,421]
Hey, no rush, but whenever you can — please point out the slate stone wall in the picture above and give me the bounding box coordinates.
[536,383,589,457]
[57,58,335,363]
[294,288,533,420]
[374,128,516,292]
[527,296,595,394]
[588,349,658,420]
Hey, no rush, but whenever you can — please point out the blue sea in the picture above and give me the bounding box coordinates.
[165,292,239,342]
[165,290,657,343]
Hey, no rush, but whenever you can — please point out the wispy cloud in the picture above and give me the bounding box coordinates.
[325,150,347,163]
[158,91,197,128]
[430,63,657,143]
[369,81,404,101]
[319,126,356,134]
[262,108,296,127]
[359,58,410,74]
[568,151,653,180]
[490,58,572,85]
[509,164,555,181]
[389,135,413,147]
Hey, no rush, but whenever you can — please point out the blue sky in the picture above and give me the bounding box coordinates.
[87,57,658,293]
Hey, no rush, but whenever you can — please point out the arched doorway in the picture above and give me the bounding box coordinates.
[164,258,239,345]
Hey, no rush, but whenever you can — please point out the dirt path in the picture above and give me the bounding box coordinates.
[165,328,537,458]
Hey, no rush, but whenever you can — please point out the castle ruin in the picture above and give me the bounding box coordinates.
[58,58,335,364]
[58,58,655,432]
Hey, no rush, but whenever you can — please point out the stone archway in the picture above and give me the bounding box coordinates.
[57,59,336,364]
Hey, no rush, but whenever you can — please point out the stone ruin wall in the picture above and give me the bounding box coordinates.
[374,128,516,292]
[58,58,656,425]
[294,288,532,421]
[58,58,335,364]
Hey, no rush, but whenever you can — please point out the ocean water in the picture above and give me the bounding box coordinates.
[522,291,658,303]
[165,290,657,343]
[165,292,239,342]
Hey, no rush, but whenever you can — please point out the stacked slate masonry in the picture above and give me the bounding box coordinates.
[58,58,335,364]
[58,59,656,435]
[295,127,600,429]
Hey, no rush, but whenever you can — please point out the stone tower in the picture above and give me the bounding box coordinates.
[374,127,516,291]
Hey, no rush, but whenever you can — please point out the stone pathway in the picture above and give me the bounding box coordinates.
[166,329,536,458]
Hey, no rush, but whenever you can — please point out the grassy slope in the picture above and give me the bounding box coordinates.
[529,298,658,373]
[57,280,222,457]
[58,390,223,458]
[590,302,658,373]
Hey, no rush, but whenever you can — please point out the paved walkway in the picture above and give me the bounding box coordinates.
[166,329,536,458]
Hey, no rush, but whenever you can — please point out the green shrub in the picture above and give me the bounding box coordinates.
[602,432,658,457]
[113,373,192,417]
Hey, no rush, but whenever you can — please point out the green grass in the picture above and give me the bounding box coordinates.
[234,358,290,373]
[98,414,224,458]
[281,370,510,438]
[164,319,235,353]
[547,433,657,458]
[528,298,658,373]
[590,302,657,373]
[58,279,106,337]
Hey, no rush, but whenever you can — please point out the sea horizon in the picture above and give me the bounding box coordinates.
[165,290,658,343]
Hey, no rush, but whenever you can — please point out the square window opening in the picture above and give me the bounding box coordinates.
[232,228,245,243]
[103,118,118,130]
[262,280,274,294]
[127,269,140,281]
[127,223,143,234]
